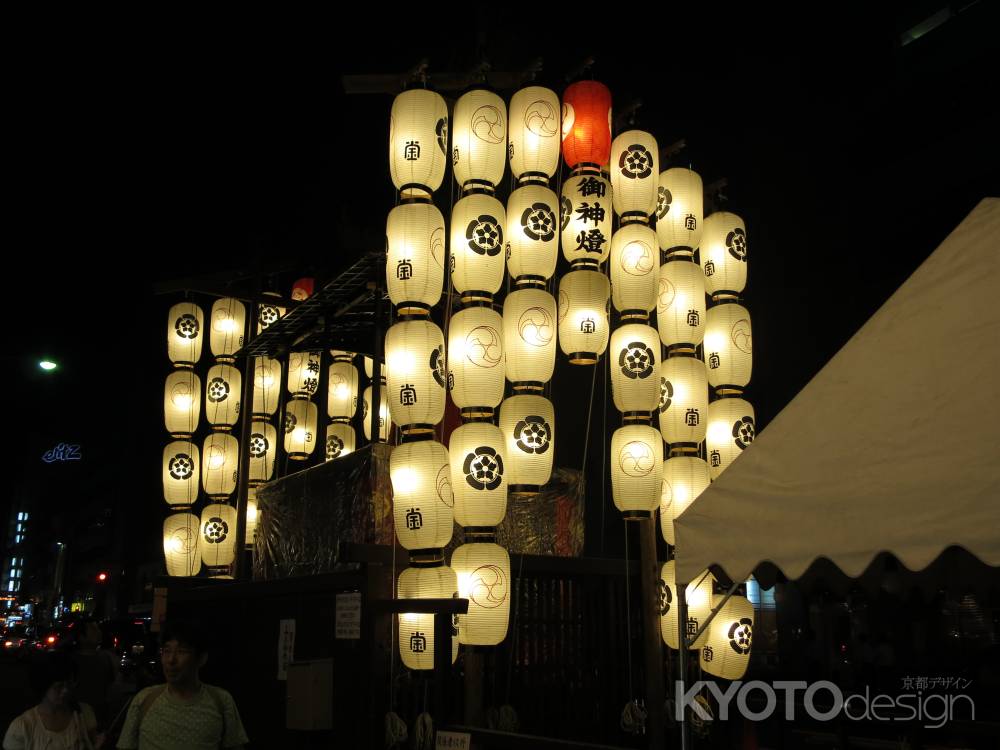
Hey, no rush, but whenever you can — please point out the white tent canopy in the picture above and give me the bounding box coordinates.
[674,198,1000,584]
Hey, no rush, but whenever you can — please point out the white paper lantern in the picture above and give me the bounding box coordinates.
[705,303,753,394]
[248,422,277,483]
[656,259,706,349]
[199,503,238,569]
[362,384,391,442]
[386,202,446,315]
[246,487,259,545]
[252,356,281,419]
[163,512,202,577]
[327,360,359,422]
[451,192,506,302]
[389,88,449,200]
[453,89,507,190]
[167,302,204,368]
[610,223,659,318]
[706,398,755,480]
[202,432,238,499]
[610,324,660,416]
[503,288,556,388]
[397,564,459,670]
[386,319,446,433]
[363,356,386,381]
[701,212,748,297]
[498,394,554,493]
[448,306,504,417]
[558,269,610,364]
[204,364,241,431]
[610,424,663,517]
[659,456,710,546]
[561,173,612,266]
[164,370,201,437]
[610,130,659,222]
[450,422,507,527]
[163,441,199,507]
[325,422,356,461]
[505,184,559,284]
[452,543,511,646]
[700,594,754,680]
[390,440,454,551]
[508,86,560,183]
[287,352,321,398]
[659,561,715,650]
[283,398,318,460]
[257,300,286,334]
[658,356,709,447]
[656,168,703,255]
[209,297,246,362]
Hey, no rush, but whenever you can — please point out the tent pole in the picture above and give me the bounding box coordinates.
[686,580,741,647]
[677,583,690,750]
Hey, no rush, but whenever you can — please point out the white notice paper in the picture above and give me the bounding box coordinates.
[435,731,471,750]
[335,592,362,639]
[277,618,296,680]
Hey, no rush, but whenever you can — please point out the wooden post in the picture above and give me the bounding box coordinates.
[638,518,665,748]
[464,648,485,727]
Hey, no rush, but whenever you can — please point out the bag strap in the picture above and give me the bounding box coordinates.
[139,685,167,724]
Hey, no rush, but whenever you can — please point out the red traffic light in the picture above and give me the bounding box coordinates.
[96,572,109,583]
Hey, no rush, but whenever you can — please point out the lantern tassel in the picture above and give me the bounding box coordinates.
[413,712,434,750]
[620,699,648,735]
[383,711,407,748]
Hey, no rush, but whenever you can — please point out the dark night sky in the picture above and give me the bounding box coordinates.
[2,7,997,560]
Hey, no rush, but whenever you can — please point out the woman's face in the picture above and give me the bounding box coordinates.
[44,680,77,708]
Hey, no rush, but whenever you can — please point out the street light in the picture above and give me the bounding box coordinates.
[39,360,57,371]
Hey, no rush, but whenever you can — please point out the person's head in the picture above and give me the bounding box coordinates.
[72,618,102,649]
[159,620,209,686]
[29,653,79,709]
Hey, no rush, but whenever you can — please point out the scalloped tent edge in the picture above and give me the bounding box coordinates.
[674,198,1000,584]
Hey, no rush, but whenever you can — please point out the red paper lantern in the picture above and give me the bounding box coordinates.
[561,81,612,171]
[291,277,315,301]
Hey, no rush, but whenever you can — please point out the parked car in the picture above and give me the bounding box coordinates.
[2,625,34,658]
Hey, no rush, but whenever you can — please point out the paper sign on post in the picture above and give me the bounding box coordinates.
[435,731,471,750]
[335,592,362,639]
[277,619,296,680]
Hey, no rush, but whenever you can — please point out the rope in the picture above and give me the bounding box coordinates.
[504,552,526,704]
[620,699,647,735]
[384,711,408,748]
[412,712,434,750]
[487,704,520,732]
[580,360,599,473]
[624,524,634,698]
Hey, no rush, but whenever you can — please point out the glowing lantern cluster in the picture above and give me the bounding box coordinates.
[325,351,358,461]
